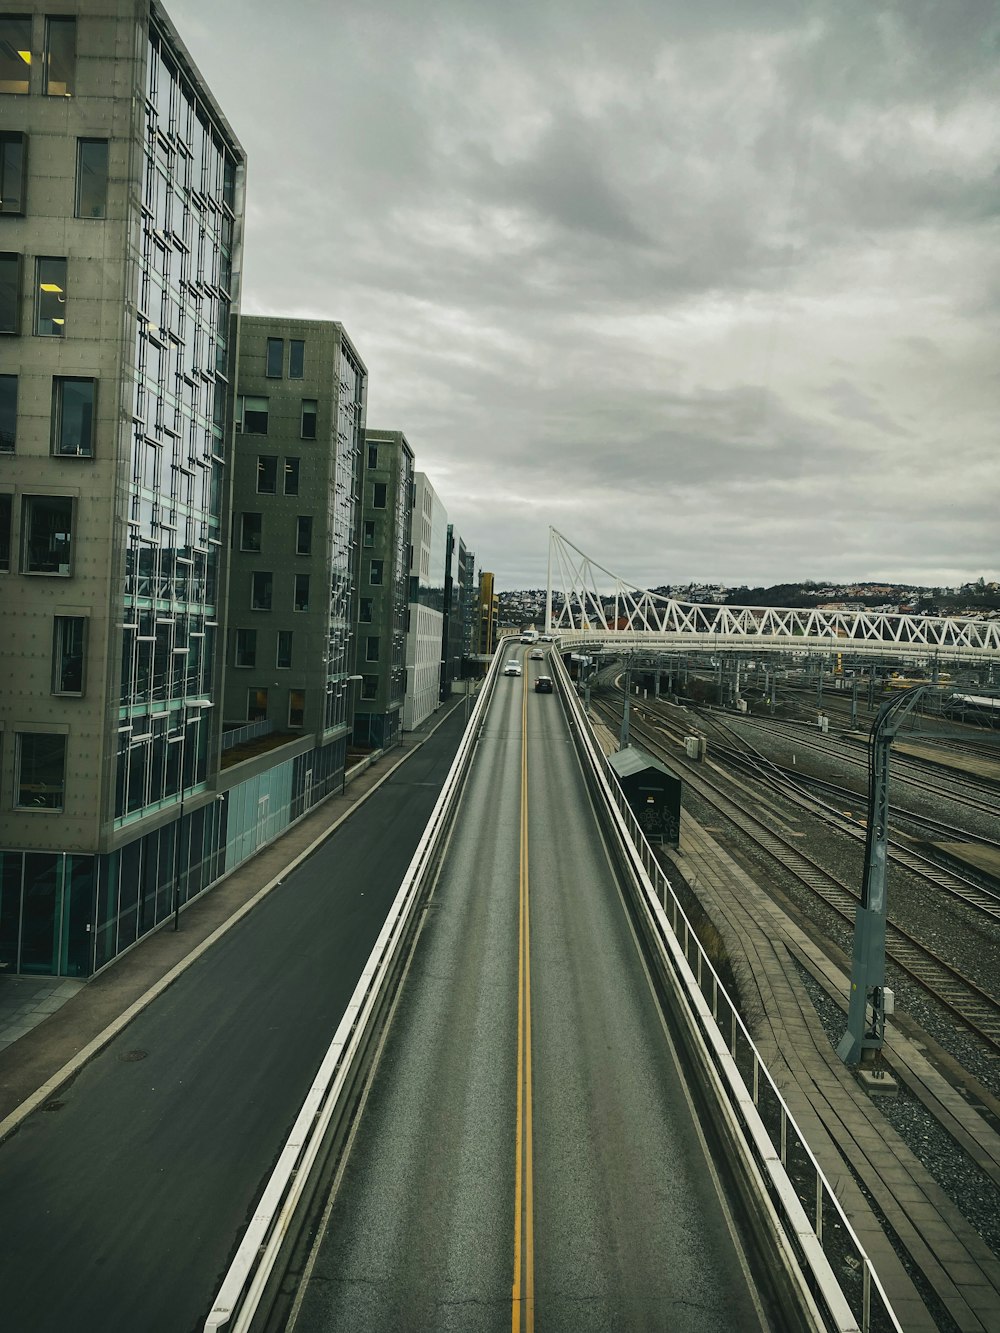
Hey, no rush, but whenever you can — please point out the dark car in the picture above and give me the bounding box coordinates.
[534,675,553,694]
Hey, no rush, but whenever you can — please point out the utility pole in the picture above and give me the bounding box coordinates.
[850,675,859,730]
[619,656,632,749]
[838,687,926,1074]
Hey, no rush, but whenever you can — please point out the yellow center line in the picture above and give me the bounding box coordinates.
[512,665,534,1333]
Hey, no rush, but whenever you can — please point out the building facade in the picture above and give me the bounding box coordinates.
[441,526,473,697]
[478,570,498,655]
[353,428,413,750]
[0,1,244,975]
[225,317,366,785]
[403,472,447,731]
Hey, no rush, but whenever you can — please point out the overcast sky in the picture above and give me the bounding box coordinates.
[168,0,998,592]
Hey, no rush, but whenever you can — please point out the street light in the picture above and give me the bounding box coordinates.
[342,675,363,792]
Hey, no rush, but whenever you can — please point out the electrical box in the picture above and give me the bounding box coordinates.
[883,987,895,1016]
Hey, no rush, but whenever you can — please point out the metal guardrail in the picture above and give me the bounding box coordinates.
[554,650,902,1333]
[203,651,503,1332]
[221,719,274,751]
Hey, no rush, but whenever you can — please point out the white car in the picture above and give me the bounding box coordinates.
[503,660,522,677]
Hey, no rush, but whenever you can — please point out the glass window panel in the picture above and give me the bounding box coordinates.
[363,519,375,548]
[23,494,73,574]
[300,399,317,440]
[0,374,15,450]
[265,338,283,378]
[359,596,373,623]
[284,457,299,495]
[35,256,67,337]
[275,630,292,669]
[52,616,86,693]
[369,559,383,586]
[241,396,268,434]
[44,17,76,97]
[239,512,262,551]
[0,132,27,213]
[295,515,312,555]
[361,675,378,700]
[52,378,96,456]
[17,733,67,809]
[0,18,32,95]
[234,627,256,667]
[289,340,304,378]
[367,444,378,469]
[247,688,267,722]
[288,689,304,728]
[0,252,21,333]
[373,481,387,509]
[366,635,380,662]
[251,571,272,610]
[0,493,10,571]
[294,573,309,611]
[75,139,109,218]
[256,456,277,494]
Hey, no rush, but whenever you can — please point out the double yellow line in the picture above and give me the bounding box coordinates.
[512,664,534,1332]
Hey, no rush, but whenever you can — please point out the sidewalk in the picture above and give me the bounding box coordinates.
[0,703,464,1134]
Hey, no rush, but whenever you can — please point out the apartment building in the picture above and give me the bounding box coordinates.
[353,428,413,750]
[403,472,447,730]
[0,2,245,975]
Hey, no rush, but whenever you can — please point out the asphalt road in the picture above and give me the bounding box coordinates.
[0,711,467,1333]
[292,658,770,1332]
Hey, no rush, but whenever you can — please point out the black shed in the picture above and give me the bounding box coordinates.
[607,746,681,847]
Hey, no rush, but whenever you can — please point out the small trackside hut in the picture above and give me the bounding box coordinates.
[606,746,681,848]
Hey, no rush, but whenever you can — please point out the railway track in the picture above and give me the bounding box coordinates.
[593,697,1000,1059]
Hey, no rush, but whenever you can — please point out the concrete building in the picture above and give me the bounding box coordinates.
[460,542,478,659]
[441,525,468,698]
[353,428,414,751]
[224,318,366,791]
[404,473,447,730]
[478,571,499,655]
[0,2,244,975]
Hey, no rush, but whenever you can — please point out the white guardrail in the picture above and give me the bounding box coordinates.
[203,649,504,1333]
[553,648,903,1333]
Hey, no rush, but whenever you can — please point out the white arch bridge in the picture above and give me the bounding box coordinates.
[544,530,1000,665]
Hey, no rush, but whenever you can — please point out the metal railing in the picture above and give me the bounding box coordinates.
[221,719,273,751]
[556,651,902,1333]
[203,649,501,1332]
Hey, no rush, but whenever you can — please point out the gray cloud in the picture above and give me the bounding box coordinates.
[171,0,1000,589]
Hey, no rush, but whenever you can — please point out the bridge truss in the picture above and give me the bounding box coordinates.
[545,529,1000,663]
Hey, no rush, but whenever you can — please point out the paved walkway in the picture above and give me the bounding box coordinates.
[0,702,464,1132]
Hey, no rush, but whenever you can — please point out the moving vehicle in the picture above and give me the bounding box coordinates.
[520,630,539,643]
[503,660,522,677]
[529,648,544,660]
[534,675,553,693]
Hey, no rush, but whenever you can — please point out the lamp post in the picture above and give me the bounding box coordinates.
[342,674,363,792]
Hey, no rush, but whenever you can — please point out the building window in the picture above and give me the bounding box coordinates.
[17,733,67,810]
[35,257,67,337]
[276,630,292,669]
[240,396,269,434]
[256,456,277,494]
[369,559,383,586]
[51,377,96,456]
[293,573,309,611]
[234,627,256,667]
[0,374,15,450]
[240,512,262,552]
[0,493,10,571]
[288,689,305,728]
[363,519,375,548]
[359,597,373,623]
[284,457,299,495]
[300,399,317,440]
[367,443,378,470]
[251,571,273,610]
[295,515,312,555]
[44,17,76,97]
[247,688,268,723]
[75,139,109,218]
[372,481,387,509]
[289,339,304,378]
[23,495,73,575]
[0,18,32,95]
[366,635,380,662]
[1,252,21,333]
[265,337,283,378]
[0,132,27,214]
[52,617,85,694]
[361,675,378,700]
